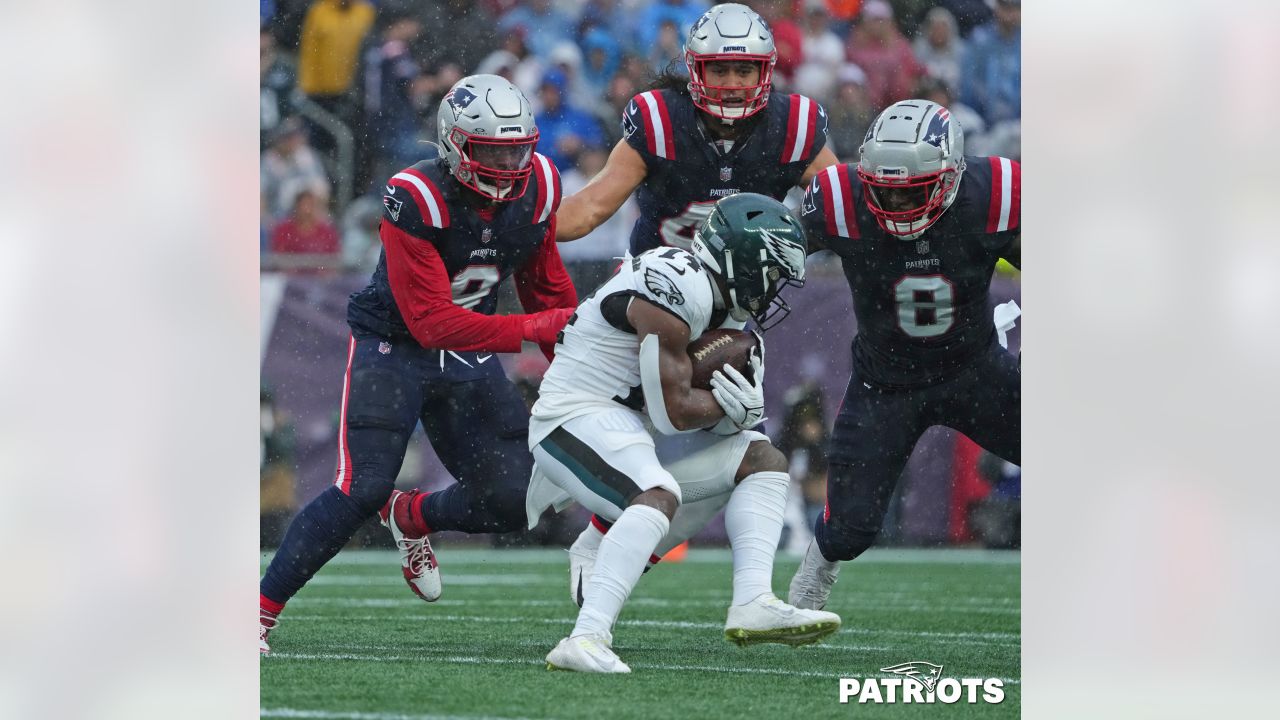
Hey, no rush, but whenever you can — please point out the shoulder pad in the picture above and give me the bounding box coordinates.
[529,153,562,225]
[623,90,676,160]
[634,249,713,333]
[778,94,828,165]
[385,165,451,231]
[804,164,860,240]
[978,156,1021,233]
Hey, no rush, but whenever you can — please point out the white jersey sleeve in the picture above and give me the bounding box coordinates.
[631,248,715,338]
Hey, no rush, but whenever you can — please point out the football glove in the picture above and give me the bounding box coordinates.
[709,346,765,431]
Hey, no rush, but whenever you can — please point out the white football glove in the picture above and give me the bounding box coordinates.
[709,345,765,431]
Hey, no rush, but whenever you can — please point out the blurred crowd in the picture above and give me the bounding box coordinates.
[260,0,1021,275]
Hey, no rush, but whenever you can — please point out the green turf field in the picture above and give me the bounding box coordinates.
[261,547,1020,719]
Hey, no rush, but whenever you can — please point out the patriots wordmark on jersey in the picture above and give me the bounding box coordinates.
[800,157,1021,388]
[622,89,827,254]
[346,155,569,379]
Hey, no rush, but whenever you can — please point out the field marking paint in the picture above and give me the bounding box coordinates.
[261,708,538,720]
[268,548,1020,567]
[267,651,1021,685]
[288,595,1017,615]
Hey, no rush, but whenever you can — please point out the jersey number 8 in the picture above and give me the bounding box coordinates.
[894,275,955,338]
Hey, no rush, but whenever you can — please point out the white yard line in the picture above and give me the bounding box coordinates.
[288,596,1019,616]
[266,651,1021,685]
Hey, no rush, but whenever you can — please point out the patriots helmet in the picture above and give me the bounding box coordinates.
[437,74,539,201]
[684,3,777,122]
[857,99,967,239]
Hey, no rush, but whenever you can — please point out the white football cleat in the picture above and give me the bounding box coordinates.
[259,613,276,655]
[567,530,599,608]
[724,593,841,647]
[379,489,442,602]
[788,538,841,610]
[546,634,631,673]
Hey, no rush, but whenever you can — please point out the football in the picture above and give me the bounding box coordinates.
[687,329,758,390]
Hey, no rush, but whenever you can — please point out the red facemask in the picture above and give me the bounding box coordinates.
[685,54,775,121]
[449,127,539,201]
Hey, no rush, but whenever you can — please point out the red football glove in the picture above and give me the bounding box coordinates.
[521,307,575,347]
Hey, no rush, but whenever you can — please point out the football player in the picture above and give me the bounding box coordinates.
[554,0,840,603]
[555,3,838,255]
[787,100,1021,610]
[527,193,840,673]
[260,75,577,654]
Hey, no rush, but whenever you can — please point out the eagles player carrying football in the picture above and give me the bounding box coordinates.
[787,100,1021,611]
[259,76,577,654]
[554,3,839,255]
[526,194,839,673]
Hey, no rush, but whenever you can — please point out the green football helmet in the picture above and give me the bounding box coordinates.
[690,193,808,330]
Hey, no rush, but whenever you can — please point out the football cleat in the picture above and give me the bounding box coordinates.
[724,593,841,647]
[378,489,442,602]
[567,531,599,608]
[787,538,842,610]
[259,612,277,655]
[546,634,631,674]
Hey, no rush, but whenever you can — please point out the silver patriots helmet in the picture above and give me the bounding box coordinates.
[857,99,966,239]
[684,3,777,122]
[437,74,539,201]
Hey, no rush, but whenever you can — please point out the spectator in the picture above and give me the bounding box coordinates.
[261,117,332,226]
[824,63,875,158]
[821,0,865,37]
[578,0,633,40]
[547,41,605,119]
[414,0,499,76]
[938,0,994,38]
[533,69,606,171]
[296,0,376,126]
[556,147,634,292]
[777,382,830,534]
[356,10,427,191]
[269,185,342,259]
[594,70,639,146]
[792,2,847,104]
[339,194,385,274]
[960,0,1020,127]
[646,19,686,74]
[845,0,924,112]
[634,0,706,55]
[757,0,805,84]
[912,6,966,92]
[261,28,297,149]
[580,27,623,104]
[497,0,576,59]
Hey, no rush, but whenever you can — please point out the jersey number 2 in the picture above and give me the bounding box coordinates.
[894,276,955,338]
[451,265,500,309]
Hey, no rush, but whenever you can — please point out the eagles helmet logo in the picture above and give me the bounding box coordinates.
[757,228,806,279]
[644,267,685,307]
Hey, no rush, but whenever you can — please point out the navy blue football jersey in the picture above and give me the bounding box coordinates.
[622,89,827,254]
[800,157,1021,388]
[347,155,562,344]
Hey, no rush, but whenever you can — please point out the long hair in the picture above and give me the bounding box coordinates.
[647,59,691,98]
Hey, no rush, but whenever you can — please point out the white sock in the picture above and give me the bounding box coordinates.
[654,493,732,557]
[572,521,605,551]
[725,471,789,606]
[572,504,670,639]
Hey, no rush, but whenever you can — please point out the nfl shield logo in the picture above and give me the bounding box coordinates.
[481,227,493,244]
[916,240,930,255]
[378,341,392,355]
[720,167,733,182]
